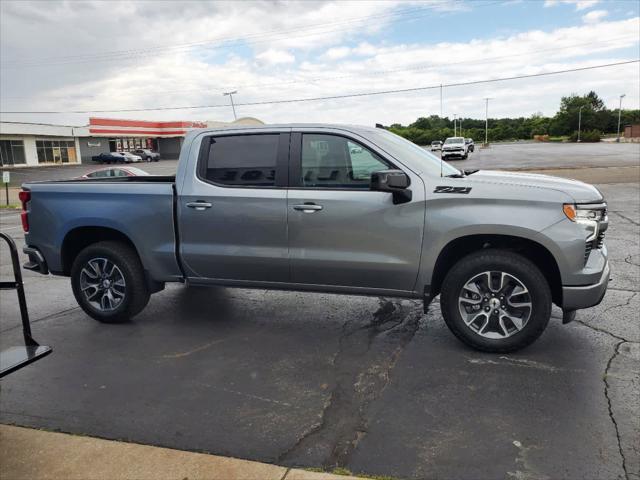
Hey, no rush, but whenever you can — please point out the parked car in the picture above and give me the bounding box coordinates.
[466,138,475,152]
[91,152,125,164]
[441,137,469,160]
[80,167,150,179]
[20,124,610,353]
[132,149,160,162]
[430,141,443,151]
[114,152,143,163]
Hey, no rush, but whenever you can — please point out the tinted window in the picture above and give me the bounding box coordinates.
[301,134,390,189]
[205,134,279,187]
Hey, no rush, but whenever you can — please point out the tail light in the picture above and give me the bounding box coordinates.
[18,190,30,232]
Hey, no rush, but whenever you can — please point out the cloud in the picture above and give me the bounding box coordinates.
[255,49,295,66]
[544,0,600,11]
[582,9,608,23]
[322,47,352,61]
[0,1,638,127]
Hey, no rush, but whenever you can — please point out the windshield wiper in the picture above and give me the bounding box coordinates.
[445,172,465,178]
[463,169,479,175]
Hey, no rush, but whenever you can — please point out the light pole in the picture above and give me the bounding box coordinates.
[616,94,626,142]
[577,105,584,143]
[223,90,238,120]
[484,97,492,146]
[453,114,457,136]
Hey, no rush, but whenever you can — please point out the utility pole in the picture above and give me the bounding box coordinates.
[483,97,492,146]
[440,84,443,117]
[453,113,457,136]
[617,94,626,142]
[223,90,238,120]
[577,105,584,142]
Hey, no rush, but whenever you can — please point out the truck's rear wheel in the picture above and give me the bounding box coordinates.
[440,249,551,353]
[71,241,150,323]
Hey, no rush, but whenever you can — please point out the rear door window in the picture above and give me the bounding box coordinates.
[203,134,280,187]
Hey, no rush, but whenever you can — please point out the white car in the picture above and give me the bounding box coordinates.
[441,137,469,160]
[113,152,143,163]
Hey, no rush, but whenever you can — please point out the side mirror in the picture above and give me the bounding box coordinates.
[370,170,412,204]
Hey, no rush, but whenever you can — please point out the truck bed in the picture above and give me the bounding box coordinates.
[22,177,182,282]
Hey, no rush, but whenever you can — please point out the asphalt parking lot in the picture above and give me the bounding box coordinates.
[1,146,639,479]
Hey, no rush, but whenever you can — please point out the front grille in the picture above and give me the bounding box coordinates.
[596,231,606,249]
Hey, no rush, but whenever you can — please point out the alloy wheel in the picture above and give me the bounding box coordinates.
[79,258,126,312]
[458,271,532,339]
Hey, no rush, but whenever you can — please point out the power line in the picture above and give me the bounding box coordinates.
[2,59,637,114]
[3,34,635,101]
[2,1,504,69]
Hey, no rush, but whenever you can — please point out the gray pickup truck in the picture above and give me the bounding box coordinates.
[20,124,610,352]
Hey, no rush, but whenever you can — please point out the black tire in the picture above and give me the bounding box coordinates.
[440,249,551,353]
[71,241,150,323]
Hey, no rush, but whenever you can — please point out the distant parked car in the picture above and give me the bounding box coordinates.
[465,138,475,152]
[91,152,125,164]
[79,167,150,179]
[430,141,443,151]
[132,149,160,162]
[113,152,143,163]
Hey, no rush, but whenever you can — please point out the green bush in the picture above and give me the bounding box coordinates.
[569,129,601,142]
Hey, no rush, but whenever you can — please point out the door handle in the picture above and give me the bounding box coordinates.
[186,201,212,210]
[293,203,323,213]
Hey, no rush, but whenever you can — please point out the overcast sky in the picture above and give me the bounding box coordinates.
[1,0,638,126]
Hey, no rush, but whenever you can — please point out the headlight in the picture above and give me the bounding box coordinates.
[563,203,606,241]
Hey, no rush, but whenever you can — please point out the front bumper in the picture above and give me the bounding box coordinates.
[562,261,610,310]
[442,150,465,157]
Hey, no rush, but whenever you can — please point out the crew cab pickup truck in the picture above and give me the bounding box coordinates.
[442,136,469,160]
[19,124,610,352]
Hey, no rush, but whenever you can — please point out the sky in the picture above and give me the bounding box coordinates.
[0,0,638,127]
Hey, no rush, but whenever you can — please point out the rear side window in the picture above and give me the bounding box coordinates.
[204,134,279,187]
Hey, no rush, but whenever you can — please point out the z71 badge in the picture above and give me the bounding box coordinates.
[434,186,472,194]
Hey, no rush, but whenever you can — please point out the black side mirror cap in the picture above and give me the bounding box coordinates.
[370,170,412,204]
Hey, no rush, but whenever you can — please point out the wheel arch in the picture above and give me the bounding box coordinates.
[61,226,139,276]
[430,234,562,306]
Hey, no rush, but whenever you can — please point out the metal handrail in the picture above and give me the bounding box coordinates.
[0,232,51,378]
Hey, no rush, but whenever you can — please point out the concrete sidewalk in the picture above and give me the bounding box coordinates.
[0,425,364,480]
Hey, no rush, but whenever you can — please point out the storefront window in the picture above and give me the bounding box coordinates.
[0,140,26,166]
[110,137,155,152]
[36,140,77,164]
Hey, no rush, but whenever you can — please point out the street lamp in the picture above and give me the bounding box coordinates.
[484,97,493,146]
[616,94,626,142]
[577,105,584,143]
[223,90,238,120]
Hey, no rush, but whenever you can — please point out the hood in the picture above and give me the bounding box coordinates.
[467,170,603,203]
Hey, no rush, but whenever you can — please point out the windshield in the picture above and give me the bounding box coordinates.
[368,129,461,177]
[444,137,464,144]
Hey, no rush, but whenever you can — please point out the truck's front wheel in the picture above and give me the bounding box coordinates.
[71,241,150,323]
[440,249,551,353]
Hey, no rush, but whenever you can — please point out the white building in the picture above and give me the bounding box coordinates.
[0,117,264,168]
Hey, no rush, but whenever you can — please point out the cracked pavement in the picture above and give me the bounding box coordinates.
[1,178,639,479]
